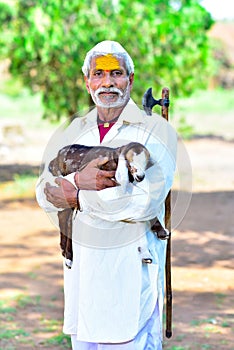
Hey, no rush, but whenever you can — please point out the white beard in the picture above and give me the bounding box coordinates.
[89,82,130,108]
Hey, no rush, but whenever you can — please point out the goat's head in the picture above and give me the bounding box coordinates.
[121,142,153,182]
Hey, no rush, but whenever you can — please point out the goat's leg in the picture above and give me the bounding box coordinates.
[151,218,170,240]
[58,209,74,268]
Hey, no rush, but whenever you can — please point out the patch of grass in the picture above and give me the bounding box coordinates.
[172,88,234,140]
[174,88,234,116]
[27,271,38,280]
[176,116,195,139]
[0,77,27,98]
[190,317,217,326]
[175,334,186,342]
[0,90,43,126]
[45,333,71,348]
[190,319,201,326]
[0,300,16,314]
[0,293,68,349]
[204,325,221,333]
[221,321,231,328]
[201,345,212,350]
[0,89,63,129]
[11,173,37,195]
[0,294,41,312]
[0,174,37,200]
[4,315,15,322]
[0,345,16,350]
[50,295,58,301]
[215,293,226,306]
[40,318,62,332]
[0,328,30,340]
[14,294,41,308]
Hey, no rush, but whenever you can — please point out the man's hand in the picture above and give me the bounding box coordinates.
[44,157,117,208]
[75,157,117,191]
[44,178,77,208]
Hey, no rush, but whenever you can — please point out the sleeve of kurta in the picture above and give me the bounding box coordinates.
[78,120,177,222]
[35,120,76,214]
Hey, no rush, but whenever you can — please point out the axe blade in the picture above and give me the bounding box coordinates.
[142,87,161,116]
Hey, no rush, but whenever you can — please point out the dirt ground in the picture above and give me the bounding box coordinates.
[0,137,233,350]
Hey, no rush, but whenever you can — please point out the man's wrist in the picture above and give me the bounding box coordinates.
[64,173,78,189]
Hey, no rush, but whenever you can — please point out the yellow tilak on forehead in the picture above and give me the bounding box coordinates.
[95,54,120,71]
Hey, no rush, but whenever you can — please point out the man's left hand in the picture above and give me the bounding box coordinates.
[44,178,77,208]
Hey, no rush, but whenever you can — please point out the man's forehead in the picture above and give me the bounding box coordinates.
[91,54,125,71]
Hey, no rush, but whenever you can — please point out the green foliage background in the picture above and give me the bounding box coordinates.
[0,0,213,120]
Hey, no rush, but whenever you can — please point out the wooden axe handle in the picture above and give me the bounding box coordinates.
[142,86,173,338]
[161,87,172,338]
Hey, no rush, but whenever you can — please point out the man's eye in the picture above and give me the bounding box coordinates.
[112,70,122,76]
[94,71,102,76]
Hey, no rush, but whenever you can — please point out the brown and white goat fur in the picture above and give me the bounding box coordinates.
[49,142,167,268]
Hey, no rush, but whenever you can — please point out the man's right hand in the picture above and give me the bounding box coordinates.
[74,157,117,191]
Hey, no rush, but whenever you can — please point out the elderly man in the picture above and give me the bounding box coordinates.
[36,40,177,350]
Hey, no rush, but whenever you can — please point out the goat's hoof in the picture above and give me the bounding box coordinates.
[157,229,170,240]
[65,258,73,269]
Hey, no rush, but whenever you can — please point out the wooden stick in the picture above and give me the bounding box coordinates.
[161,87,172,338]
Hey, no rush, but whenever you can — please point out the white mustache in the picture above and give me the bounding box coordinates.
[95,87,124,97]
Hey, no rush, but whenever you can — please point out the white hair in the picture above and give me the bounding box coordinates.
[82,40,134,77]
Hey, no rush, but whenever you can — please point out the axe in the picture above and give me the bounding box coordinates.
[142,87,172,339]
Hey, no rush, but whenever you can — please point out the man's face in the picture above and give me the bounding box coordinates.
[84,54,134,109]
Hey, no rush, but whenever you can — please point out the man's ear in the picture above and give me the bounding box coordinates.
[84,76,90,94]
[129,73,134,91]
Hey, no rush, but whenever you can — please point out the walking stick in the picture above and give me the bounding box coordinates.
[142,87,172,338]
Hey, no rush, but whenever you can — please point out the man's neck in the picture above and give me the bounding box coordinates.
[96,101,129,122]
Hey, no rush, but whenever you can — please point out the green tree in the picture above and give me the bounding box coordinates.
[1,0,213,120]
[0,2,15,57]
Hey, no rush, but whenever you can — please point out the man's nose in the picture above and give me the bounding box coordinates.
[101,72,114,87]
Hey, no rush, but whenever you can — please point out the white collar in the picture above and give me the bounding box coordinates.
[84,99,145,126]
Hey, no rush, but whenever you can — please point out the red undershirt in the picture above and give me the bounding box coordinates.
[98,121,117,143]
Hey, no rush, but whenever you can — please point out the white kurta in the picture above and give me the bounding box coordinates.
[36,100,177,344]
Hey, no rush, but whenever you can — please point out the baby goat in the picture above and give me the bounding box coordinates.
[49,142,168,268]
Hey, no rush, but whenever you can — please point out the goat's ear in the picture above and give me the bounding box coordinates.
[146,157,155,170]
